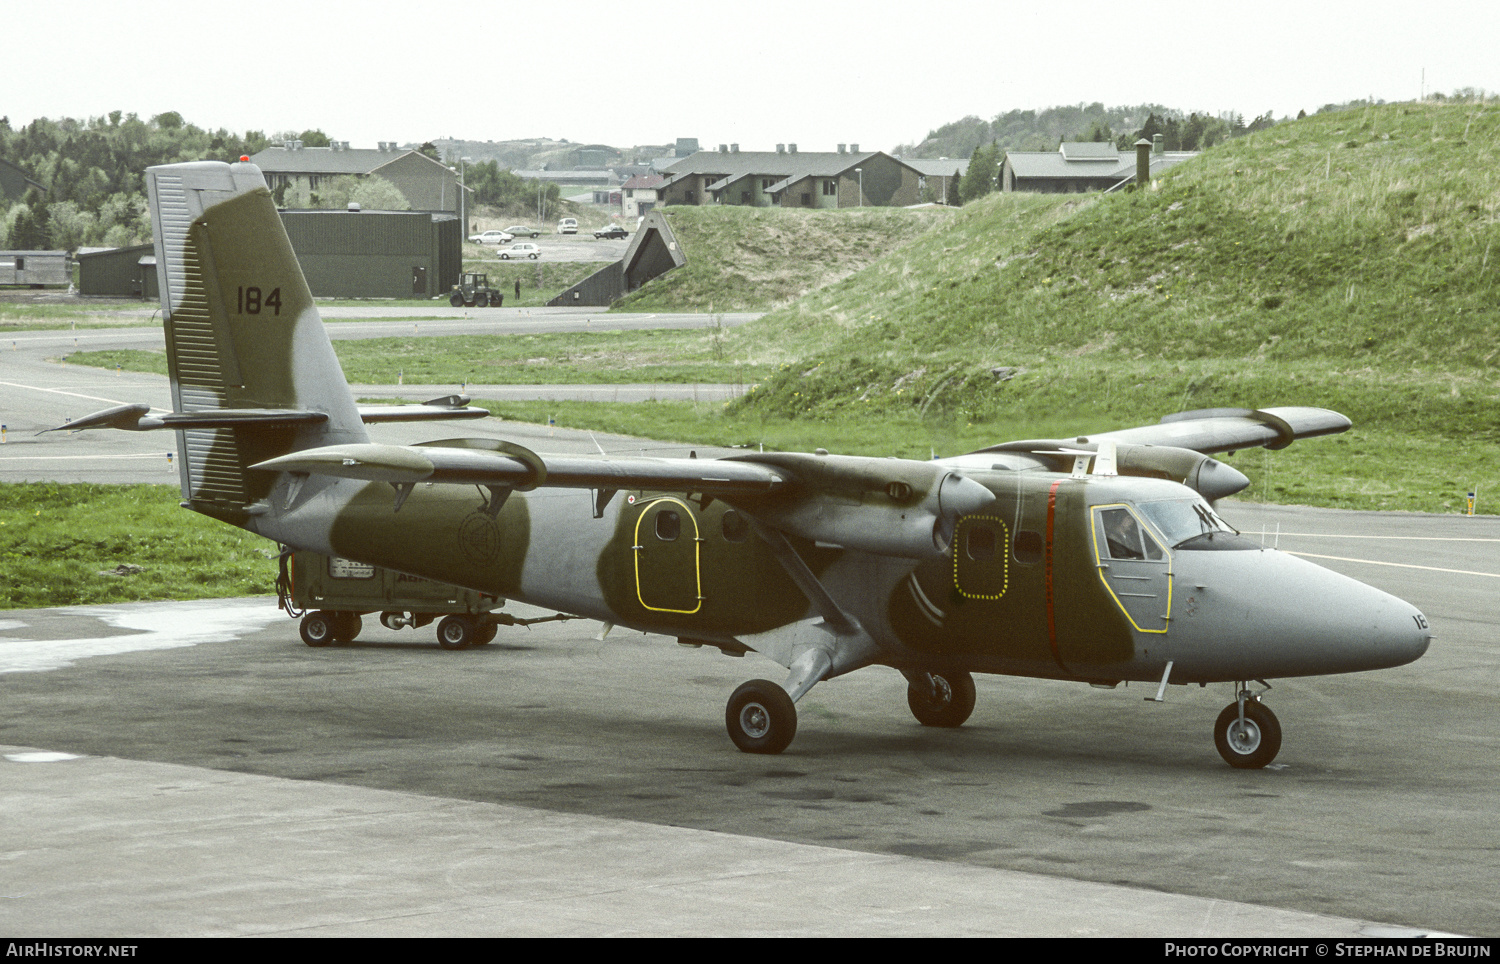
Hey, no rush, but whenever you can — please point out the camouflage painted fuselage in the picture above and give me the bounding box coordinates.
[239,468,1428,688]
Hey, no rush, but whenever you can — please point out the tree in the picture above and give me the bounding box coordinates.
[961,143,1000,203]
[350,176,409,211]
[297,129,331,148]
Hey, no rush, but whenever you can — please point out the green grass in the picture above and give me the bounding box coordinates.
[67,325,772,386]
[613,205,953,312]
[0,304,159,331]
[0,483,276,608]
[457,259,610,305]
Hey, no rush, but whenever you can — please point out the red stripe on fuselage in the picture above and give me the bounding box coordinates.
[1045,479,1067,673]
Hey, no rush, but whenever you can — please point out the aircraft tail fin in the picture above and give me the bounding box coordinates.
[146,161,367,512]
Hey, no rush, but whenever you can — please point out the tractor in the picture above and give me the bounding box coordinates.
[449,272,503,307]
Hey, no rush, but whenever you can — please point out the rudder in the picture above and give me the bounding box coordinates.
[146,161,367,512]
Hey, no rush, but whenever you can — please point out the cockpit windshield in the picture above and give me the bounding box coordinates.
[1136,499,1237,549]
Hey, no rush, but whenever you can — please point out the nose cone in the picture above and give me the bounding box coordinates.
[1170,550,1432,680]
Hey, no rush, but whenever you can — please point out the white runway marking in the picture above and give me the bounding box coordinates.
[1285,551,1500,580]
[0,598,285,674]
[1271,532,1500,542]
[0,380,135,406]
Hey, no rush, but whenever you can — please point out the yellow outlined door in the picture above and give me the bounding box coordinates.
[633,497,703,614]
[1090,504,1171,634]
[953,515,1009,601]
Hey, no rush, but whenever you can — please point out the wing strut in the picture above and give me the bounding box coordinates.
[747,522,859,637]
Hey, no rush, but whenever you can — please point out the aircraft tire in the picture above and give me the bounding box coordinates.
[331,612,362,643]
[907,671,976,728]
[726,680,797,754]
[474,621,497,646]
[300,611,335,648]
[437,614,477,650]
[1214,700,1282,769]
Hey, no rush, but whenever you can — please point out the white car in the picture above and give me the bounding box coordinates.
[557,218,578,235]
[500,242,541,260]
[469,230,513,245]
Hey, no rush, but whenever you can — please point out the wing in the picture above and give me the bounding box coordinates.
[1087,406,1350,453]
[252,439,994,561]
[959,406,1350,500]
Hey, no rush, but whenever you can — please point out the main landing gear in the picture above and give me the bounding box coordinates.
[725,680,798,754]
[1214,684,1283,769]
[905,670,976,728]
[724,668,981,755]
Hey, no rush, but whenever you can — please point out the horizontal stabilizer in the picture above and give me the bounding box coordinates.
[357,395,490,424]
[46,404,328,433]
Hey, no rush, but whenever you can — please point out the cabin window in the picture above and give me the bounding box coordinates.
[655,510,681,542]
[1013,530,1043,564]
[966,523,997,561]
[721,510,749,543]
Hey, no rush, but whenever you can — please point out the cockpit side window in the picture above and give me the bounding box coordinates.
[1100,507,1163,561]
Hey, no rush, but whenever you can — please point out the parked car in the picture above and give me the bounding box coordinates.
[500,242,541,260]
[502,225,541,238]
[557,218,578,234]
[593,225,628,240]
[469,230,513,245]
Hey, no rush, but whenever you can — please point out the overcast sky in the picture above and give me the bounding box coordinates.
[6,0,1497,154]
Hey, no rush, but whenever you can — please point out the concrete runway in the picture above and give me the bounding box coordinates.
[1,497,1496,935]
[2,315,1497,936]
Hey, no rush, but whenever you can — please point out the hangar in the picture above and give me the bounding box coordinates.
[79,210,461,300]
[276,208,462,300]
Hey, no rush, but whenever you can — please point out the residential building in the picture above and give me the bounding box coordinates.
[621,174,665,218]
[249,142,471,217]
[659,145,923,208]
[1002,138,1197,193]
[900,157,970,204]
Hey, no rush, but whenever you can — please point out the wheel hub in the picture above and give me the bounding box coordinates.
[739,703,770,739]
[1228,719,1262,754]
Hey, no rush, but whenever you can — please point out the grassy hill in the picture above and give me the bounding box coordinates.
[705,103,1499,511]
[614,205,952,312]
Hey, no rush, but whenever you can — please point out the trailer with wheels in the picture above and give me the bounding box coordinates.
[278,550,517,649]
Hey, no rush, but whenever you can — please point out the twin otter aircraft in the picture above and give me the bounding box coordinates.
[64,161,1431,768]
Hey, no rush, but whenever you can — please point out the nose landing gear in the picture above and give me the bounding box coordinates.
[1214,684,1282,769]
